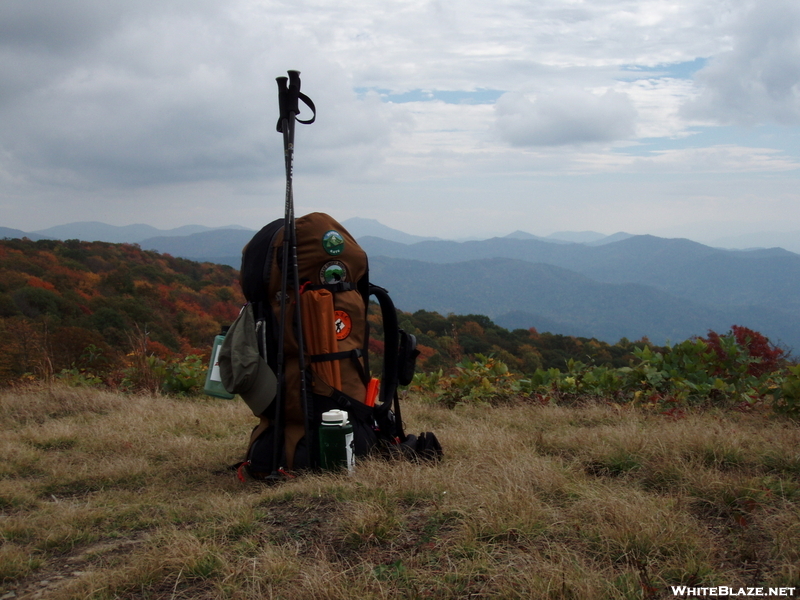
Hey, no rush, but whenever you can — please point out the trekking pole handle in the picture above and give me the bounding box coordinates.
[288,70,302,113]
[276,70,316,132]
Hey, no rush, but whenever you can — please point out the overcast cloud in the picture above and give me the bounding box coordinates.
[683,0,800,126]
[1,0,799,242]
[494,88,637,146]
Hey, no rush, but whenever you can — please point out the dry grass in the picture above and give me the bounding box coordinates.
[1,385,799,599]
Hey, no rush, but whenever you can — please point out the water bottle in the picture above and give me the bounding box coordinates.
[318,409,354,473]
[203,326,235,399]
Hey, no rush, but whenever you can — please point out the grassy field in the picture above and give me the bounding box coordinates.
[1,385,799,599]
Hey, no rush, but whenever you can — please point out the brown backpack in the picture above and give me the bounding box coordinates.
[235,212,427,478]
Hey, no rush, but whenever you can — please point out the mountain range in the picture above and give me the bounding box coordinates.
[368,255,800,349]
[3,219,799,350]
[0,227,50,242]
[1,221,251,244]
[1,219,636,249]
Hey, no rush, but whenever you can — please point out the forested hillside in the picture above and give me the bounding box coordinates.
[388,310,657,373]
[0,238,243,385]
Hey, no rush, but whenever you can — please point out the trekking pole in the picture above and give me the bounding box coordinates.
[271,71,316,477]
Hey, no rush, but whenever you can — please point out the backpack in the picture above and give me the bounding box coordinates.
[231,212,440,479]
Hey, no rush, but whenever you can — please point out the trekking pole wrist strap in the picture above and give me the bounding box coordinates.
[276,71,316,132]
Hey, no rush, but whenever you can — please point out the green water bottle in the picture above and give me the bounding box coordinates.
[319,409,354,473]
[203,326,234,399]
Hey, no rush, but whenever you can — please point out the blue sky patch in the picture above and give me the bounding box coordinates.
[618,125,800,159]
[620,58,708,81]
[357,87,505,104]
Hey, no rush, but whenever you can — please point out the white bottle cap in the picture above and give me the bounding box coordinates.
[321,409,348,424]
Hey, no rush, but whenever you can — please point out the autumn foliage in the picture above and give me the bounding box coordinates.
[0,238,244,386]
[703,325,786,378]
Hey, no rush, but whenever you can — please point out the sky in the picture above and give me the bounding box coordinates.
[1,0,799,244]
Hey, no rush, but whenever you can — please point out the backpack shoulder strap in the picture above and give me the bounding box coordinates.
[369,285,399,406]
[240,219,283,305]
[369,284,407,441]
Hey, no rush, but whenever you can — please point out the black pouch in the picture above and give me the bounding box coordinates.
[399,431,443,463]
[397,330,420,386]
[415,432,443,461]
[243,423,279,479]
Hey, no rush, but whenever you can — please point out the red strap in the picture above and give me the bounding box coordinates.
[237,461,250,483]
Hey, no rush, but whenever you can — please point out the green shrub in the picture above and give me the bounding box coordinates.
[434,354,522,408]
[416,327,795,416]
[773,364,800,418]
[121,354,206,396]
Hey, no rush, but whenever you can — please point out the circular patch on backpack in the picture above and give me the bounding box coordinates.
[334,311,352,340]
[320,261,347,285]
[322,230,345,256]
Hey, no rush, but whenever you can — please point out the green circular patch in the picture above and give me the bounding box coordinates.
[322,230,345,256]
[320,261,347,284]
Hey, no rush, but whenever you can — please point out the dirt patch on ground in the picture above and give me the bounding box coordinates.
[256,494,460,569]
[1,533,149,599]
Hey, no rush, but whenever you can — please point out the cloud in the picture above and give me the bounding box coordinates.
[0,1,122,55]
[2,0,800,240]
[682,0,800,126]
[493,88,637,146]
[0,1,404,190]
[632,145,800,173]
